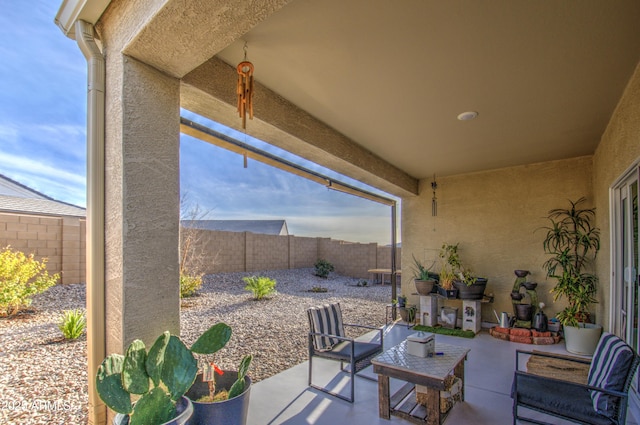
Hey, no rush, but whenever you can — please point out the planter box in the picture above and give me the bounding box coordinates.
[453,278,488,300]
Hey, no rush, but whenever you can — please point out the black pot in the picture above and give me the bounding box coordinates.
[521,282,538,290]
[186,371,251,425]
[515,304,533,321]
[437,285,459,299]
[510,291,524,301]
[453,278,488,300]
[114,396,193,425]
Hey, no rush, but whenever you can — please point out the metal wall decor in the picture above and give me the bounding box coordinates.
[236,42,254,129]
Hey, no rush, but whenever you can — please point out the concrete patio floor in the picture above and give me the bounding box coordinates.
[247,323,639,425]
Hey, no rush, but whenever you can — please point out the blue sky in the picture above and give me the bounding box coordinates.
[0,0,397,245]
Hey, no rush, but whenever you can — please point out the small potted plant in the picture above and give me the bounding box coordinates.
[411,254,438,295]
[542,197,601,355]
[95,322,251,425]
[436,244,459,299]
[440,243,488,300]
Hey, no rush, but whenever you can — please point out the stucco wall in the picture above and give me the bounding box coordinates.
[593,62,640,330]
[402,156,593,324]
[0,212,86,284]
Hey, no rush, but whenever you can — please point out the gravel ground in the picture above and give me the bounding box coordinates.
[0,268,392,424]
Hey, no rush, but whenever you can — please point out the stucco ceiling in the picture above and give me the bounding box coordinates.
[215,0,640,180]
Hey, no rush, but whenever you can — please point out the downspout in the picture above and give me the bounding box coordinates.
[75,19,106,425]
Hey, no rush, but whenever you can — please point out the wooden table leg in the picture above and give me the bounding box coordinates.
[454,359,465,402]
[426,386,441,425]
[378,374,390,419]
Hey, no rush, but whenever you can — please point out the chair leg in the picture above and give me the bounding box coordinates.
[308,354,313,386]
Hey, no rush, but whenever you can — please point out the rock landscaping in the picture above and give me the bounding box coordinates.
[0,268,390,424]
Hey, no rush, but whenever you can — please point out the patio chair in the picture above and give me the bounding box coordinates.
[307,302,384,402]
[512,332,640,425]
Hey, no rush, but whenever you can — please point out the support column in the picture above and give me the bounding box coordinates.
[104,53,181,357]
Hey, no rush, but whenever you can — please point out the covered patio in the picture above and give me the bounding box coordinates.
[247,323,640,425]
[53,1,640,424]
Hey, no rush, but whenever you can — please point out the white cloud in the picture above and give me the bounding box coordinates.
[0,152,85,186]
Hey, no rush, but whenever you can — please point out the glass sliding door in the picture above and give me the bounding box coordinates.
[612,163,640,417]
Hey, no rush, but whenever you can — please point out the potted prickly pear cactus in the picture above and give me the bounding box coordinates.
[185,329,253,425]
[96,322,245,425]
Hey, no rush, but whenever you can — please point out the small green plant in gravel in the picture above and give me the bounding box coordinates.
[314,259,335,278]
[243,276,277,300]
[59,309,86,340]
[0,246,59,317]
[310,286,328,293]
[180,273,202,298]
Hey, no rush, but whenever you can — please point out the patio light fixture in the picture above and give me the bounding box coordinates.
[236,42,254,129]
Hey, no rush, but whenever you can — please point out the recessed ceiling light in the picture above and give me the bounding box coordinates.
[457,111,478,121]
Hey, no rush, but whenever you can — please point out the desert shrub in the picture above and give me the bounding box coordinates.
[0,246,59,317]
[243,276,277,300]
[180,272,203,298]
[314,259,335,278]
[59,309,86,340]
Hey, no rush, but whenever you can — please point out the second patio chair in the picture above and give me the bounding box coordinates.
[307,302,384,402]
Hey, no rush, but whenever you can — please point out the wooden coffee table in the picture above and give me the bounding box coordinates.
[371,341,469,425]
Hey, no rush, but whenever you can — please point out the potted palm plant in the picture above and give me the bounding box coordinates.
[542,197,601,355]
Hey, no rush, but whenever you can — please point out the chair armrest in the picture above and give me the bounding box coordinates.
[344,323,384,345]
[514,370,628,399]
[344,323,380,331]
[308,331,354,344]
[515,349,591,371]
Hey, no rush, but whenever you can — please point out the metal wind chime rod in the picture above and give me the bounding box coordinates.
[431,175,438,216]
[236,42,254,130]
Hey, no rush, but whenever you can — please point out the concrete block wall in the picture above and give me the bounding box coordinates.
[290,235,318,269]
[246,233,289,272]
[0,212,86,284]
[187,228,401,278]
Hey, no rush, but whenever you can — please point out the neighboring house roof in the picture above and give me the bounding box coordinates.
[0,174,86,218]
[182,220,289,236]
[0,173,53,199]
[0,195,86,218]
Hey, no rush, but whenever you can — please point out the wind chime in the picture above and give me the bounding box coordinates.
[431,175,438,216]
[236,42,254,130]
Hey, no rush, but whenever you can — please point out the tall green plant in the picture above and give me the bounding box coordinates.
[541,197,600,327]
[0,246,59,316]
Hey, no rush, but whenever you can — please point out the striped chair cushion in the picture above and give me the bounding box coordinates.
[308,303,345,351]
[587,332,634,419]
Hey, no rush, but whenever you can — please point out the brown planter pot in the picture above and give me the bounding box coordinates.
[415,278,437,296]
